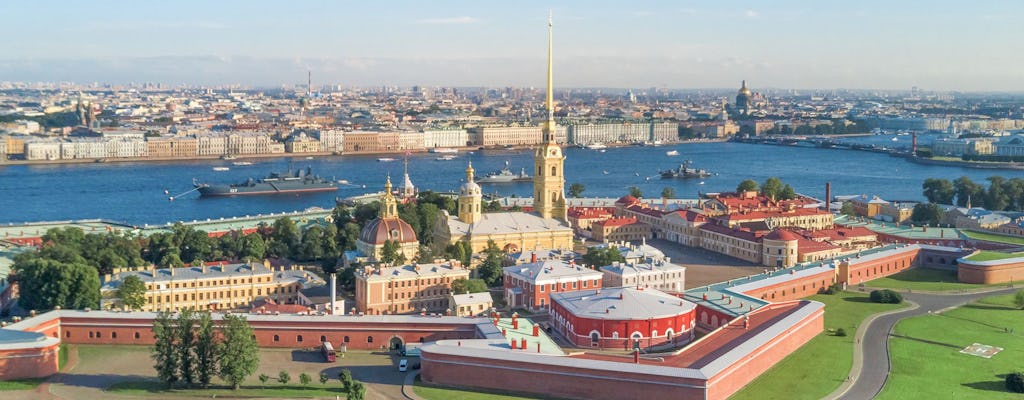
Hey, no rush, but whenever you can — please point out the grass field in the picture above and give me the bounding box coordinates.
[966,250,1024,262]
[0,379,44,391]
[729,291,908,400]
[962,230,1024,246]
[878,293,1024,399]
[108,380,347,398]
[866,268,994,291]
[413,376,543,400]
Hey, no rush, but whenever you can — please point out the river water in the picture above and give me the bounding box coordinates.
[0,134,1000,225]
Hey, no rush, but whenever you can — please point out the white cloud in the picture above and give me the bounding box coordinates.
[633,11,655,17]
[415,16,479,25]
[744,10,760,19]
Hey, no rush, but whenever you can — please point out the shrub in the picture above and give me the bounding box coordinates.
[299,372,311,385]
[1006,372,1024,393]
[869,289,903,304]
[278,370,290,384]
[320,373,329,385]
[835,328,847,337]
[258,373,270,386]
[823,283,841,295]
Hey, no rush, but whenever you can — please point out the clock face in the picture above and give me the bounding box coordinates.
[549,149,558,156]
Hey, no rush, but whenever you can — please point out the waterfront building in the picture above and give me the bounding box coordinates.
[98,262,322,312]
[24,140,61,160]
[227,133,281,155]
[422,128,468,149]
[146,136,198,158]
[60,139,109,159]
[566,122,674,145]
[931,137,995,156]
[353,261,469,315]
[315,129,344,153]
[600,257,686,292]
[994,135,1024,157]
[343,131,401,153]
[550,286,696,349]
[104,138,148,158]
[397,131,425,151]
[0,140,6,162]
[284,132,321,153]
[195,134,228,156]
[467,125,567,147]
[502,260,603,310]
[3,135,26,156]
[355,176,419,263]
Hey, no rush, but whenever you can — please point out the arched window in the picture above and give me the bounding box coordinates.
[297,335,303,342]
[273,335,280,342]
[344,336,351,343]
[65,331,71,338]
[590,331,600,345]
[367,336,374,343]
[551,166,557,176]
[666,329,674,340]
[134,332,141,339]
[111,332,118,339]
[320,335,327,343]
[96,331,102,338]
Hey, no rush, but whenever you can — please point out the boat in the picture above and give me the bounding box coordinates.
[377,157,396,162]
[232,161,253,166]
[429,148,459,154]
[659,161,711,179]
[666,150,680,156]
[305,156,315,160]
[435,155,457,161]
[891,137,899,142]
[586,143,608,150]
[220,155,237,160]
[212,167,230,172]
[193,166,337,197]
[477,161,532,183]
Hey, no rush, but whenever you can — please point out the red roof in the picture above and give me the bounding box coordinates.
[699,223,764,243]
[765,229,800,241]
[669,209,707,223]
[615,195,640,205]
[796,237,841,254]
[568,207,615,219]
[594,217,642,228]
[719,207,830,222]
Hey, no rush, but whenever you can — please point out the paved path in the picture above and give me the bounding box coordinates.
[831,286,1019,400]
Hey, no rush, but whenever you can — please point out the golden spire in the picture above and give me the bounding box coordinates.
[465,161,475,182]
[385,174,393,193]
[544,11,555,143]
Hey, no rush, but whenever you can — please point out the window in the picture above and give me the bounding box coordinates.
[65,331,71,338]
[112,332,118,339]
[273,335,280,342]
[321,335,327,343]
[297,335,303,342]
[367,336,374,343]
[344,336,351,343]
[134,332,141,339]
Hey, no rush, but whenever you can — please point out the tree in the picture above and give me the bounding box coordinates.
[582,246,626,268]
[278,370,291,384]
[258,373,270,386]
[152,311,180,388]
[834,328,847,337]
[910,203,944,226]
[953,176,984,207]
[1008,372,1024,393]
[451,278,489,294]
[380,240,403,265]
[629,186,643,198]
[194,311,218,388]
[338,369,354,391]
[176,309,198,386]
[242,233,266,261]
[568,183,586,198]
[661,187,675,199]
[117,275,146,311]
[267,217,301,258]
[319,373,330,385]
[780,184,796,200]
[417,203,441,244]
[159,253,184,269]
[477,241,505,286]
[299,372,312,385]
[922,178,955,204]
[1014,290,1024,310]
[297,225,327,261]
[762,177,784,200]
[869,289,903,304]
[219,314,260,390]
[347,381,366,400]
[839,202,856,217]
[987,176,1010,212]
[736,179,759,193]
[12,257,100,311]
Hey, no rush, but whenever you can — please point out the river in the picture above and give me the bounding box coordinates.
[0,135,1001,225]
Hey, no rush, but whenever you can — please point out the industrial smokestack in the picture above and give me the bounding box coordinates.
[825,182,831,212]
[330,273,337,315]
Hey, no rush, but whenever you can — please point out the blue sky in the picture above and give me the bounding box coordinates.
[1,0,1022,90]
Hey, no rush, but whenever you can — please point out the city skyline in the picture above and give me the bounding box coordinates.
[2,0,1024,91]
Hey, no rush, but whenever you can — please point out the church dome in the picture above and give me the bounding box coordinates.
[737,80,752,96]
[765,229,799,242]
[359,217,418,245]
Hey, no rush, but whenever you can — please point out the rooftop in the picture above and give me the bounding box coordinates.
[446,211,572,237]
[552,287,696,321]
[503,260,603,284]
[358,261,469,282]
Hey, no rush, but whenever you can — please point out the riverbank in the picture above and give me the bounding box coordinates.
[906,156,1024,170]
[0,139,728,167]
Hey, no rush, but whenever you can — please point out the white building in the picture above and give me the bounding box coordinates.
[315,129,345,153]
[105,138,148,158]
[25,140,61,160]
[600,258,686,293]
[422,129,468,148]
[196,134,228,156]
[60,139,110,159]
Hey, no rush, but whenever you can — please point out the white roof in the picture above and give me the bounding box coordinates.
[359,262,469,283]
[451,292,494,306]
[446,211,571,237]
[503,260,603,284]
[551,287,696,321]
[601,260,686,277]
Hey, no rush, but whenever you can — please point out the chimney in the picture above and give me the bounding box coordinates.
[531,253,537,263]
[330,273,338,315]
[169,267,175,277]
[824,182,831,211]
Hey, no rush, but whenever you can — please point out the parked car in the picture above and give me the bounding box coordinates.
[398,358,408,372]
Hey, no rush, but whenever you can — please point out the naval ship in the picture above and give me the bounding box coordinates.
[193,166,337,197]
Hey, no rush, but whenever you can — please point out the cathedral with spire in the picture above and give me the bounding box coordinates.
[433,15,573,254]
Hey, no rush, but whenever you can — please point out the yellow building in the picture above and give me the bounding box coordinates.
[99,262,324,312]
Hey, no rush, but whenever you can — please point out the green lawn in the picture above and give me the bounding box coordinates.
[962,230,1024,246]
[108,380,347,398]
[729,291,909,400]
[966,250,1024,262]
[414,375,545,400]
[878,293,1024,399]
[0,379,44,391]
[866,268,993,291]
[58,344,69,370]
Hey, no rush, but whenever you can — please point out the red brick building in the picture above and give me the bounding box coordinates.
[550,287,696,349]
[502,260,603,310]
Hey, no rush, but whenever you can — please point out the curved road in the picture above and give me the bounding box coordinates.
[836,287,1019,400]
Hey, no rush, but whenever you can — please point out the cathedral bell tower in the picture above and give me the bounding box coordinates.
[381,174,398,219]
[533,13,567,222]
[458,162,483,224]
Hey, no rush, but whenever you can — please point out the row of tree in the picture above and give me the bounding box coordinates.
[923,176,1024,211]
[736,177,798,200]
[152,310,259,390]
